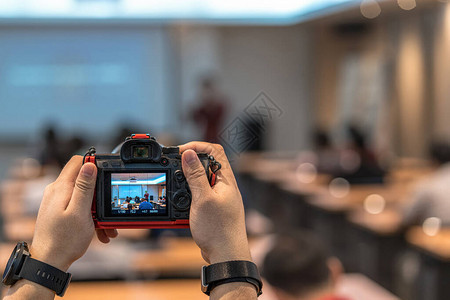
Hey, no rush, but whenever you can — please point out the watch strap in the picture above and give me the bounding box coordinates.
[18,256,72,297]
[202,260,262,296]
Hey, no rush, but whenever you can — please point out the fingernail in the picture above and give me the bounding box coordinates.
[82,163,96,177]
[184,150,198,166]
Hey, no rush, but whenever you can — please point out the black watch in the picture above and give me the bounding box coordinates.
[2,242,72,297]
[201,260,263,296]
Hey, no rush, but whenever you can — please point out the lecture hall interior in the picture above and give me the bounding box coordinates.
[1,0,450,299]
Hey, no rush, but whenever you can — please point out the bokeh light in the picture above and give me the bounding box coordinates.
[360,0,381,19]
[295,162,318,184]
[363,194,386,214]
[422,217,442,236]
[328,177,350,198]
[398,0,416,11]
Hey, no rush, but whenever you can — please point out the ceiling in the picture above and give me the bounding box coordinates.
[111,172,165,182]
[0,0,361,25]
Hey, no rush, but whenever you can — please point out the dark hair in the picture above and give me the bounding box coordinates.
[313,130,331,148]
[348,125,366,149]
[430,142,450,165]
[262,231,330,297]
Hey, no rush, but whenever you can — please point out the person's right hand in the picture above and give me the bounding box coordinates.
[179,142,252,264]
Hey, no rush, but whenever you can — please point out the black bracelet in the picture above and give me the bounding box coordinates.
[201,260,263,296]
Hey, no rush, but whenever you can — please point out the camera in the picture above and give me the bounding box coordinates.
[84,134,219,229]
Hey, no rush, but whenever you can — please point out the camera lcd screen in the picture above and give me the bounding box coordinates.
[110,172,167,216]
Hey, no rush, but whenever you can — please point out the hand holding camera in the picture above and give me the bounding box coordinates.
[86,134,220,229]
[29,156,117,274]
[5,138,257,300]
[180,142,251,264]
[28,138,250,270]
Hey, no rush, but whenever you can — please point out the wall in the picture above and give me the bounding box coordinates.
[173,24,315,152]
[313,3,450,158]
[219,25,314,152]
[432,4,450,141]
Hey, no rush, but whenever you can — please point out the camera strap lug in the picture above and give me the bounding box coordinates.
[208,155,221,186]
[83,146,97,164]
[208,155,221,174]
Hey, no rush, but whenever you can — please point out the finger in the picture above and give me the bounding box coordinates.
[179,142,235,177]
[182,150,211,199]
[67,163,97,214]
[104,229,118,239]
[179,142,227,161]
[56,155,84,185]
[96,229,111,244]
[47,156,84,209]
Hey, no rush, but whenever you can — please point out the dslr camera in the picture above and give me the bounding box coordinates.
[84,134,220,229]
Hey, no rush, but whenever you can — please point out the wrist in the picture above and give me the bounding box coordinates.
[208,244,252,264]
[210,282,258,300]
[29,245,71,272]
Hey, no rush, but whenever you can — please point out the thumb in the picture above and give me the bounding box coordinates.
[182,150,210,198]
[68,162,97,214]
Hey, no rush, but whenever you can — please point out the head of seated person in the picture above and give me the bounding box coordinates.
[262,230,343,300]
[430,141,450,166]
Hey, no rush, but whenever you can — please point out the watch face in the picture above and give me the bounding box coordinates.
[2,243,25,286]
[2,244,18,283]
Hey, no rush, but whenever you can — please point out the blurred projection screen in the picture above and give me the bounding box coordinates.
[0,28,173,139]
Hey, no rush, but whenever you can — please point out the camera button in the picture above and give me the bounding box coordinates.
[172,161,179,167]
[173,192,191,211]
[174,170,185,182]
[102,162,109,167]
[160,157,169,166]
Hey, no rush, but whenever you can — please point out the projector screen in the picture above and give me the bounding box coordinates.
[0,27,175,141]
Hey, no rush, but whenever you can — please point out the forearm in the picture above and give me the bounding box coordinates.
[210,282,257,300]
[4,280,55,300]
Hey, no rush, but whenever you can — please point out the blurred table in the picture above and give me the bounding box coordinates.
[345,209,405,292]
[132,238,204,278]
[405,227,450,300]
[1,279,206,300]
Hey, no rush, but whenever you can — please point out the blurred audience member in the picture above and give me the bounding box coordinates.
[61,135,85,162]
[38,126,64,168]
[401,142,450,227]
[139,199,153,210]
[110,124,142,151]
[191,76,227,143]
[313,129,340,173]
[335,125,385,184]
[121,199,130,210]
[262,231,346,300]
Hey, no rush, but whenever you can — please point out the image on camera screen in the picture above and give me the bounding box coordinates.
[111,173,167,215]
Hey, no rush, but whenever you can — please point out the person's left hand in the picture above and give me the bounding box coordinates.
[30,156,118,272]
